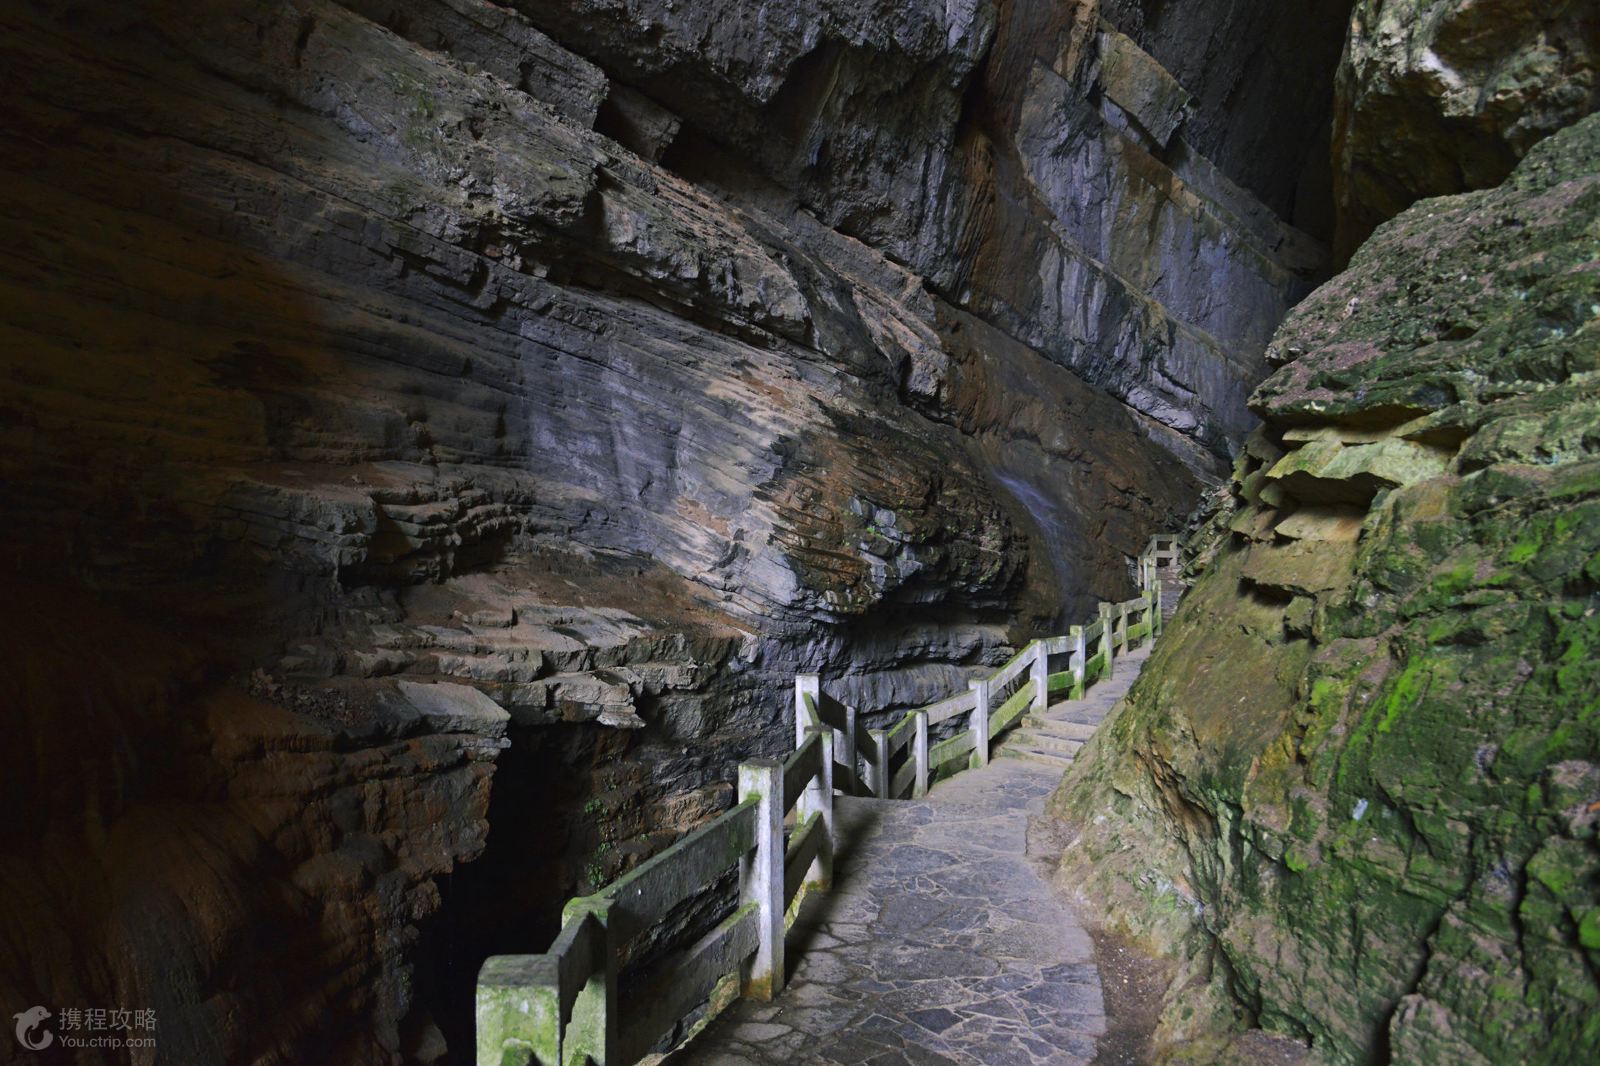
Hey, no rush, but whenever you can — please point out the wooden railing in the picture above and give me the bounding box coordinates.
[1141,533,1180,587]
[476,728,833,1064]
[476,534,1178,1064]
[813,535,1173,801]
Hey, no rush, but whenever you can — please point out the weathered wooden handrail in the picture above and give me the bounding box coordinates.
[832,532,1180,801]
[782,731,823,811]
[922,687,977,726]
[603,798,758,941]
[478,534,1180,1063]
[477,735,834,1062]
[813,691,872,755]
[618,901,759,1063]
[989,643,1036,691]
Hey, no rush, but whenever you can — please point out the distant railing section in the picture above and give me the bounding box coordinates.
[476,534,1179,1064]
[818,533,1174,802]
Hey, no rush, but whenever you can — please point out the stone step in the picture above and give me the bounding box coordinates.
[996,744,1074,766]
[1025,718,1098,741]
[1160,569,1185,620]
[1009,730,1083,755]
[1043,706,1104,727]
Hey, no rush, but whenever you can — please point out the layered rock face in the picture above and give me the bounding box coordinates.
[1053,114,1600,1063]
[517,0,1342,453]
[1099,0,1357,237]
[948,0,1337,453]
[0,0,1344,1061]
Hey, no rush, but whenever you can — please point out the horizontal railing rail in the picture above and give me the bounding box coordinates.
[476,729,834,1063]
[478,534,1180,1064]
[834,534,1176,802]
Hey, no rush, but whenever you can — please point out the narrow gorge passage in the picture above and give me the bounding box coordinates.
[3,0,1595,1063]
[681,648,1156,1066]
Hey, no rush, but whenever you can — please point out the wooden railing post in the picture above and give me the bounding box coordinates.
[1098,602,1115,679]
[738,760,785,1001]
[841,703,858,797]
[913,711,930,798]
[561,897,617,1065]
[969,677,990,768]
[800,727,833,891]
[1117,602,1130,652]
[1030,640,1049,716]
[870,729,890,798]
[476,955,561,1066]
[1069,625,1086,699]
[794,673,820,747]
[1153,581,1164,634]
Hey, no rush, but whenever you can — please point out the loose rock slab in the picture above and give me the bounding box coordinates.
[680,750,1115,1063]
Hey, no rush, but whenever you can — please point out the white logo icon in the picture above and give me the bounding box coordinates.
[13,1006,53,1051]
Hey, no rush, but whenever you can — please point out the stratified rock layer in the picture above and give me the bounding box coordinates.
[0,0,1282,1060]
[1052,114,1600,1064]
[0,0,1392,1061]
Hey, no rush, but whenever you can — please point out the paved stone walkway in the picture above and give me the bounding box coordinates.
[676,647,1154,1065]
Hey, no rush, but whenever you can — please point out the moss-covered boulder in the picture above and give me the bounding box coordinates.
[1052,113,1600,1064]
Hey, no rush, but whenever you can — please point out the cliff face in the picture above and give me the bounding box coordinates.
[1052,114,1600,1064]
[0,0,1342,1061]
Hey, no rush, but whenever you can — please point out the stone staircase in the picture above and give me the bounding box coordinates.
[993,643,1154,769]
[996,554,1181,769]
[1159,569,1185,621]
[997,716,1097,767]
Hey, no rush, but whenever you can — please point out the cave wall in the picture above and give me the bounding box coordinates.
[1052,113,1600,1064]
[511,0,1341,456]
[0,0,1349,1061]
[1098,0,1356,238]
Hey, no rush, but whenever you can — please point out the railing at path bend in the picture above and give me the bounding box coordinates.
[476,534,1180,1065]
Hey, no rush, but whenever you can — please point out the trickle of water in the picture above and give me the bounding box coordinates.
[990,466,1079,624]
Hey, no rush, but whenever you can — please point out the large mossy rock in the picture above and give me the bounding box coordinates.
[1052,113,1600,1064]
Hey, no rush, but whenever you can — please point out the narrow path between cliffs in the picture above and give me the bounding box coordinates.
[672,646,1155,1066]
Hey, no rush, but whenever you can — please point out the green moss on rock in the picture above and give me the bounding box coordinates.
[1053,115,1600,1064]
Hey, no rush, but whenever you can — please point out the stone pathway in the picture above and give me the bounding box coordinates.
[675,647,1154,1065]
[994,642,1159,769]
[1158,571,1185,622]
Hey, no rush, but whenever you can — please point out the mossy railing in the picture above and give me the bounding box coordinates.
[822,533,1175,800]
[477,732,832,1065]
[476,534,1177,1064]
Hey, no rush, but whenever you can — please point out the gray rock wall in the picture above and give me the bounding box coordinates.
[0,0,1346,1060]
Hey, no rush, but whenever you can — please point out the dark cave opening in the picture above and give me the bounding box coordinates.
[419,723,594,1061]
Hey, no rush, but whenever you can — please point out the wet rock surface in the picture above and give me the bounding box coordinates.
[1051,114,1600,1064]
